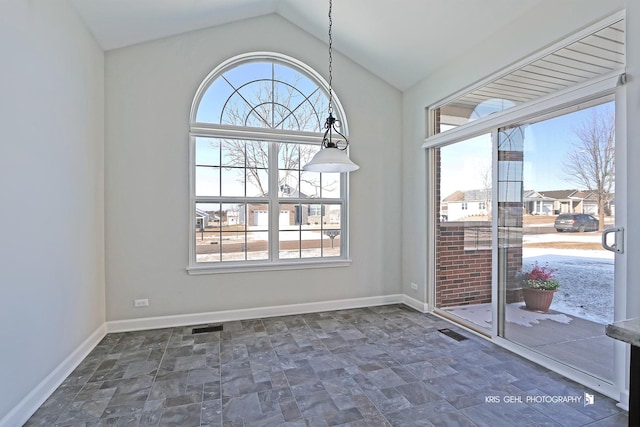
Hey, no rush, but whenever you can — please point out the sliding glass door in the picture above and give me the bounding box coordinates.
[432,98,618,383]
[434,134,493,333]
[499,100,616,382]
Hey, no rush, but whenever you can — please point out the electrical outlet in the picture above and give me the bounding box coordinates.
[134,298,149,308]
[410,282,418,291]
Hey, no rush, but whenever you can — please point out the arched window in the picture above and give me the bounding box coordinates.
[188,53,350,272]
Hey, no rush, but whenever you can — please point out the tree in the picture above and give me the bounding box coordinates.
[564,108,615,231]
[215,74,337,198]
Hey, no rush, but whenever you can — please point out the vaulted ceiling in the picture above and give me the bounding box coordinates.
[70,0,546,91]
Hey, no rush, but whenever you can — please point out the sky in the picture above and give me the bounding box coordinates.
[439,101,615,199]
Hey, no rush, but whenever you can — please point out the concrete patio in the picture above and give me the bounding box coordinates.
[444,303,614,381]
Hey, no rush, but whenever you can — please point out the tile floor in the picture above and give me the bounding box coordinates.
[24,305,627,426]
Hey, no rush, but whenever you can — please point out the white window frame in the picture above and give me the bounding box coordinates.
[187,52,352,274]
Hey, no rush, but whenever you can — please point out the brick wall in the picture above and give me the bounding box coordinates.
[436,222,493,307]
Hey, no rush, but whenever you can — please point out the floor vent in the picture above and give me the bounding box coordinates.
[438,328,467,341]
[192,324,223,334]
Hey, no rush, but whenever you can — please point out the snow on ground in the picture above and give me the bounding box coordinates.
[523,247,614,324]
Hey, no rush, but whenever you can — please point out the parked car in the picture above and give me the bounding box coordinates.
[554,213,599,232]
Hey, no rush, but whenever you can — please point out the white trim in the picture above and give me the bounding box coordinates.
[617,390,629,412]
[423,70,622,149]
[0,324,107,427]
[186,258,352,275]
[107,295,404,333]
[402,294,429,313]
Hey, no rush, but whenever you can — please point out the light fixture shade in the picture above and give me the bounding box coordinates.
[303,147,360,173]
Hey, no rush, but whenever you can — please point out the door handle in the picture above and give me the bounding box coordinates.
[602,227,624,254]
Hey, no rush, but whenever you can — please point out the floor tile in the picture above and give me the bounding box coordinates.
[22,305,627,426]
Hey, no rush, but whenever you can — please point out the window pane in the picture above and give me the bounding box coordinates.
[300,171,321,198]
[221,167,245,197]
[324,204,342,228]
[221,231,245,262]
[279,230,300,259]
[247,168,268,197]
[320,173,340,198]
[195,81,233,124]
[195,138,220,166]
[195,166,220,197]
[278,143,300,170]
[278,171,299,198]
[195,202,221,262]
[245,141,269,169]
[221,141,245,167]
[247,231,269,260]
[322,229,341,257]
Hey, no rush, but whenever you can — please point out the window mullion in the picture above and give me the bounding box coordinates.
[269,141,279,261]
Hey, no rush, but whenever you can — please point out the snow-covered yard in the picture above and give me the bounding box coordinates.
[523,246,614,324]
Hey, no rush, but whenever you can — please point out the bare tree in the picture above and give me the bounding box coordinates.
[215,75,337,197]
[479,167,492,220]
[564,108,615,230]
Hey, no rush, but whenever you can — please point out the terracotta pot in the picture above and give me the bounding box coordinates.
[522,288,556,313]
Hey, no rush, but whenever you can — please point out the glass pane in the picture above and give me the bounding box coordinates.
[324,204,341,228]
[501,101,615,382]
[247,168,268,197]
[221,167,245,197]
[321,173,340,198]
[278,170,299,198]
[300,171,321,199]
[221,231,245,262]
[322,229,341,257]
[247,203,268,228]
[245,141,269,169]
[279,230,300,259]
[195,166,220,197]
[224,62,272,86]
[435,134,493,332]
[195,138,220,166]
[195,80,234,124]
[301,229,322,259]
[278,143,300,170]
[247,231,269,260]
[195,203,221,263]
[221,141,245,167]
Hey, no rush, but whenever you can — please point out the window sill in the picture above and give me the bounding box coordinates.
[186,259,352,275]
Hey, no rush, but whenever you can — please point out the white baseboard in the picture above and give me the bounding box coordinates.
[107,294,405,333]
[402,294,429,313]
[0,324,107,427]
[616,390,629,411]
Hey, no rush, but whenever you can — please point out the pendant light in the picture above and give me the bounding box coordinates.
[303,0,359,173]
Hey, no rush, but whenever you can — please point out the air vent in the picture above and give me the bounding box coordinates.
[438,328,468,341]
[192,324,223,334]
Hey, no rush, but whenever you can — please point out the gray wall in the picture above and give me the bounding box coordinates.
[0,0,105,420]
[104,14,403,321]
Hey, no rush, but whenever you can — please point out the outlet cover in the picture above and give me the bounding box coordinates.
[410,282,418,290]
[134,298,149,308]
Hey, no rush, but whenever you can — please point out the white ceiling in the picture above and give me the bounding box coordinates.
[70,0,545,91]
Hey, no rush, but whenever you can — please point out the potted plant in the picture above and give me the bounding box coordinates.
[520,261,560,312]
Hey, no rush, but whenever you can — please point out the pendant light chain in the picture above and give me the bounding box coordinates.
[301,0,359,172]
[327,0,333,116]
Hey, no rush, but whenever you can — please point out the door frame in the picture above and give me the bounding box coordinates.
[424,74,627,401]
